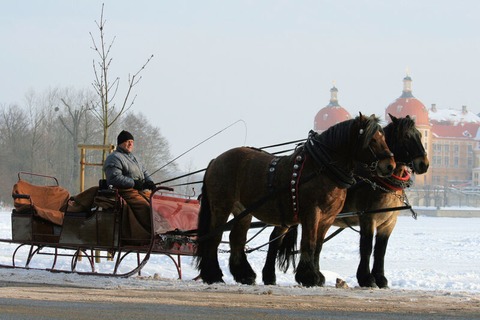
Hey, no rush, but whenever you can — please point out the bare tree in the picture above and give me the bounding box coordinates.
[89,3,153,163]
[54,88,97,191]
[0,104,30,202]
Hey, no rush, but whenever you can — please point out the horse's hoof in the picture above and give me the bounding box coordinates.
[295,269,324,287]
[203,278,225,285]
[357,275,378,288]
[262,275,276,286]
[200,271,224,284]
[374,275,389,289]
[236,275,256,285]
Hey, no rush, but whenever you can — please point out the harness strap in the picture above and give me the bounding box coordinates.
[290,152,306,221]
[268,157,281,190]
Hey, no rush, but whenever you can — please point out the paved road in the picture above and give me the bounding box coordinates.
[0,299,478,320]
[0,281,478,320]
[0,297,478,320]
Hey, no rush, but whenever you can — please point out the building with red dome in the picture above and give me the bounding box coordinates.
[313,74,480,204]
[314,85,351,133]
[385,75,480,190]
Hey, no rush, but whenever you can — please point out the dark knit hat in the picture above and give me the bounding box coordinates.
[117,130,134,145]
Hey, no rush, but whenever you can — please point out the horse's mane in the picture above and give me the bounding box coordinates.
[357,114,382,149]
[314,113,381,150]
[304,114,381,188]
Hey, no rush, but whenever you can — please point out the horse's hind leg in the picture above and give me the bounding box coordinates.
[198,232,224,284]
[229,213,256,285]
[262,226,287,285]
[197,204,230,284]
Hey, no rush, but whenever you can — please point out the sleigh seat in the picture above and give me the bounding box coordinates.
[11,174,122,246]
[11,178,70,242]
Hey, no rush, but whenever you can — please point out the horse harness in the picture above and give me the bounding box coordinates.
[267,149,308,223]
[351,168,417,220]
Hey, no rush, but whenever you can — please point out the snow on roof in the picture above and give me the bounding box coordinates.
[429,107,480,124]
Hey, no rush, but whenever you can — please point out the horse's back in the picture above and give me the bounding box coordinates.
[206,147,272,179]
[204,147,273,198]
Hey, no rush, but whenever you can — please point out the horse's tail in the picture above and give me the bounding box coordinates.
[194,170,212,269]
[277,225,298,272]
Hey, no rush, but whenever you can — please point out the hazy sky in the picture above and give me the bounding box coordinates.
[2,1,479,170]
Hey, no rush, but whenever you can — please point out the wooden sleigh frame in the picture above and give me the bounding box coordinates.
[0,172,203,279]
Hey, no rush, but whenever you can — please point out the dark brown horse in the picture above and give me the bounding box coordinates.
[195,113,396,287]
[262,114,429,288]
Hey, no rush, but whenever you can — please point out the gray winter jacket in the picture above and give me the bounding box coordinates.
[103,147,154,189]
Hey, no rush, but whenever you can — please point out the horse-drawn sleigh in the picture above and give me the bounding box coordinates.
[0,113,428,288]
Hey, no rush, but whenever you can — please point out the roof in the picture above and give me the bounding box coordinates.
[314,106,352,132]
[431,122,480,139]
[385,97,430,126]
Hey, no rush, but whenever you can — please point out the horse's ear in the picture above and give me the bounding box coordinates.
[389,113,398,123]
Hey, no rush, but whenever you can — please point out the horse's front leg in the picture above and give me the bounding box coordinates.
[295,209,322,287]
[229,213,256,285]
[357,218,376,288]
[372,216,397,288]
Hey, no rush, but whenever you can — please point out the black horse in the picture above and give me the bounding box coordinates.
[195,114,395,287]
[262,114,429,288]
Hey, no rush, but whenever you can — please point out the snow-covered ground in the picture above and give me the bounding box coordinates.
[0,211,479,296]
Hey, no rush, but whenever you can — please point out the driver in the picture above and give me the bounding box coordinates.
[103,130,156,241]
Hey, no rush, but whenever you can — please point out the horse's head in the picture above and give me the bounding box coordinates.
[353,113,396,177]
[384,114,429,174]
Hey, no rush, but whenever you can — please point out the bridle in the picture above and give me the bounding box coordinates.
[356,127,394,174]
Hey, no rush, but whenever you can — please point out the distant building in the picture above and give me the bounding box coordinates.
[314,75,480,189]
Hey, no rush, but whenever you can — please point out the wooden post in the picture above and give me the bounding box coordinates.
[78,144,115,263]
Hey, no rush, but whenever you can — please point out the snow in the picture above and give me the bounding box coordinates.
[0,211,479,297]
[428,107,480,124]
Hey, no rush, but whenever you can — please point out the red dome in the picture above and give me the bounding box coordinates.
[314,106,352,132]
[386,97,429,126]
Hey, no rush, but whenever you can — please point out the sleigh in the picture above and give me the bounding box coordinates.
[1,172,202,279]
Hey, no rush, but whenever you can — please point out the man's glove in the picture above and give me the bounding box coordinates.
[143,180,156,191]
[133,179,144,190]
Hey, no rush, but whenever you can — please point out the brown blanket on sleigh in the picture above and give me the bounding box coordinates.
[12,180,70,225]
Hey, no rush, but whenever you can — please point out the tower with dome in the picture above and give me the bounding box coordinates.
[314,84,351,133]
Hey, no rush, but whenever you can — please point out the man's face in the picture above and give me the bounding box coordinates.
[120,139,134,153]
